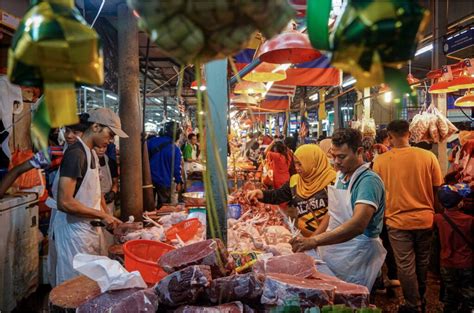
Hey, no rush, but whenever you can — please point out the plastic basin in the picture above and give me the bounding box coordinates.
[123,239,175,284]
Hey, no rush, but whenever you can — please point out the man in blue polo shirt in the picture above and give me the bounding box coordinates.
[291,128,386,290]
[147,121,183,209]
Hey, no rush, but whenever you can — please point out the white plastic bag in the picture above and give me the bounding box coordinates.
[73,253,147,292]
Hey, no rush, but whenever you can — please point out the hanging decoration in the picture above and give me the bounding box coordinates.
[307,0,430,98]
[448,59,474,91]
[230,94,259,108]
[8,0,104,152]
[258,30,321,64]
[429,65,453,94]
[233,81,266,94]
[455,90,474,108]
[407,61,420,87]
[243,62,287,82]
[128,0,295,64]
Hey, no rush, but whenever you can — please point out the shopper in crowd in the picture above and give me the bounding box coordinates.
[241,133,256,157]
[54,108,126,286]
[434,183,473,313]
[374,129,390,154]
[318,137,333,166]
[372,129,399,292]
[265,141,293,189]
[147,121,184,209]
[284,136,297,152]
[373,120,443,313]
[290,128,386,290]
[262,134,273,146]
[182,133,200,162]
[246,144,336,237]
[362,136,376,163]
[246,141,261,168]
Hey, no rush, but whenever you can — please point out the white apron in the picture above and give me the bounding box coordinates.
[46,171,59,286]
[98,154,115,214]
[318,164,386,290]
[98,154,115,246]
[46,145,67,286]
[51,138,105,287]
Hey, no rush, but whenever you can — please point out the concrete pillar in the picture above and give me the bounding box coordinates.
[363,87,371,119]
[333,98,341,130]
[432,0,448,175]
[117,3,143,220]
[163,97,167,122]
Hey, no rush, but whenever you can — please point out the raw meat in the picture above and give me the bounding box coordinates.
[252,253,317,278]
[159,239,231,278]
[261,273,335,307]
[49,275,101,312]
[76,288,158,313]
[310,271,370,308]
[207,272,264,304]
[174,301,254,313]
[113,222,143,244]
[155,265,212,307]
[331,281,370,308]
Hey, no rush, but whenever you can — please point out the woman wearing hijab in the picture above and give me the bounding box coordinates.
[318,138,333,165]
[246,144,336,237]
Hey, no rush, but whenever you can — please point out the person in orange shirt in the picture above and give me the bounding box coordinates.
[373,120,443,313]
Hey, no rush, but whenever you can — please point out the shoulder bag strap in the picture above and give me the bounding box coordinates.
[441,212,473,249]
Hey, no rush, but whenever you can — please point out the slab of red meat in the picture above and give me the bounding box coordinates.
[174,301,254,313]
[76,288,158,313]
[159,239,230,278]
[261,273,335,308]
[331,281,370,308]
[311,271,344,282]
[207,272,264,304]
[252,253,317,278]
[155,265,212,307]
[310,271,370,308]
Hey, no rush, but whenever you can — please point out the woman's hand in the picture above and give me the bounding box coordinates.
[289,236,318,252]
[245,189,264,203]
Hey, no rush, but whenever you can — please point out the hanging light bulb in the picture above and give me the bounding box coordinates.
[191,80,206,90]
[377,84,392,103]
[454,90,474,107]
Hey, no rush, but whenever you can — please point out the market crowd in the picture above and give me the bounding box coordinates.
[0,113,472,313]
[242,120,473,313]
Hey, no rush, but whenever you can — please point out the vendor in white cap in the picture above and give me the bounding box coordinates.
[52,108,128,286]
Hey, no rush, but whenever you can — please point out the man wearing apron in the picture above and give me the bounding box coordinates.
[46,122,88,287]
[291,128,386,290]
[54,108,127,286]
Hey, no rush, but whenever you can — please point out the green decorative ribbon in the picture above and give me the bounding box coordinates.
[128,0,295,64]
[307,0,429,102]
[8,0,104,152]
